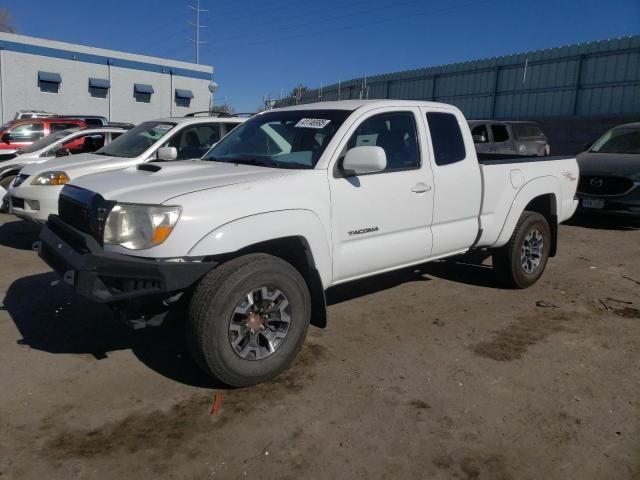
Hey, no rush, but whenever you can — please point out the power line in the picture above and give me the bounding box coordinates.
[220,0,425,37]
[209,0,490,50]
[213,0,297,25]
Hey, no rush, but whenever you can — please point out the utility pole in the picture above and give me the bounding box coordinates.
[187,0,207,64]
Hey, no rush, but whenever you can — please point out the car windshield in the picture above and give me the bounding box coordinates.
[17,129,79,154]
[95,121,176,158]
[590,127,640,155]
[202,110,352,169]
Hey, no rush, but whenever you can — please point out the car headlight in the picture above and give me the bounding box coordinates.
[103,204,182,250]
[31,171,70,186]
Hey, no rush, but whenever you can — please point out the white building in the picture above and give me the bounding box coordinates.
[0,33,214,124]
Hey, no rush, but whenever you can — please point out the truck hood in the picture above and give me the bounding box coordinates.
[69,160,300,204]
[577,152,640,181]
[20,153,136,177]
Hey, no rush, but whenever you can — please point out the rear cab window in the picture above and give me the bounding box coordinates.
[426,112,466,166]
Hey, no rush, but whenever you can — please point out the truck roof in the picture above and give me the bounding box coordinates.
[275,99,459,112]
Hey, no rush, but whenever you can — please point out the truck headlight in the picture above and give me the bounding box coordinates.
[103,204,182,250]
[31,171,70,186]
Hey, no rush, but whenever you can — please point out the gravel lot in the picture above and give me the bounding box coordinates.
[0,213,638,480]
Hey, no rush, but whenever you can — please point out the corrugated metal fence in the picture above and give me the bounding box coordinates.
[276,36,640,119]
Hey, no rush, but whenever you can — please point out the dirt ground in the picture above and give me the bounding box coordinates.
[0,212,638,480]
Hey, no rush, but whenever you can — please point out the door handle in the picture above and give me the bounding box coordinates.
[411,183,432,194]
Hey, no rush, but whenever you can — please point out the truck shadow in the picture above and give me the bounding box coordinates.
[4,255,498,389]
[419,251,500,289]
[2,272,223,389]
[0,216,42,250]
[326,250,499,307]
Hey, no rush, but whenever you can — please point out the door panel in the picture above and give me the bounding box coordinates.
[329,109,434,283]
[422,108,482,257]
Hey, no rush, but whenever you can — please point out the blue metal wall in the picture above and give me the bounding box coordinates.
[277,36,640,119]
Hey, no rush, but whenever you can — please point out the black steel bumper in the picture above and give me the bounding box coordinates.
[39,215,216,303]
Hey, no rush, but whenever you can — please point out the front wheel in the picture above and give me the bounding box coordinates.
[493,211,551,289]
[187,253,311,387]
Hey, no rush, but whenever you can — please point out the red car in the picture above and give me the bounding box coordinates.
[0,118,86,158]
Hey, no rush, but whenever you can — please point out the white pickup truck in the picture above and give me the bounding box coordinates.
[38,100,579,387]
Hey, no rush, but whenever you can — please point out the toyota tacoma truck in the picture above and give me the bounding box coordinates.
[38,100,579,387]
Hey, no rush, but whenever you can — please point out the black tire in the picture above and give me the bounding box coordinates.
[0,174,15,190]
[187,253,311,387]
[493,211,551,289]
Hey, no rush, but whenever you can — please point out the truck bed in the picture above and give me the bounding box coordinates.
[475,154,579,249]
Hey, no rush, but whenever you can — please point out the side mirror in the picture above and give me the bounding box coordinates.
[2,133,12,144]
[342,146,387,175]
[473,134,487,143]
[55,147,70,157]
[156,146,178,161]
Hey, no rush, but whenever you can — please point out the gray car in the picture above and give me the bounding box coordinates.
[468,120,550,157]
[577,123,640,220]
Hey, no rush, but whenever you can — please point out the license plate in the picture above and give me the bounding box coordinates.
[583,198,605,209]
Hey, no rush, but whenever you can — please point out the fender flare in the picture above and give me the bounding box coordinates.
[493,176,560,248]
[188,209,333,288]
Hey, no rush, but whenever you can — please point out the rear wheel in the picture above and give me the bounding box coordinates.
[187,253,311,387]
[493,211,551,289]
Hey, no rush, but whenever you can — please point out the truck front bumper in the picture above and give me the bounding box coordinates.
[39,215,216,304]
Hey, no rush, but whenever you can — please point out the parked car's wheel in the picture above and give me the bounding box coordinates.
[187,253,311,387]
[0,174,15,190]
[493,211,551,289]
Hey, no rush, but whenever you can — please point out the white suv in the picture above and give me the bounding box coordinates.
[8,115,245,222]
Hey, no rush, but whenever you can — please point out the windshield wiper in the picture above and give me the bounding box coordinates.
[205,156,310,169]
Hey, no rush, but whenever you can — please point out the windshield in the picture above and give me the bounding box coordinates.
[17,129,79,154]
[202,110,352,169]
[95,121,176,158]
[590,127,640,155]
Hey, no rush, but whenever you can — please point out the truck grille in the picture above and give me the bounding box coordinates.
[578,175,634,196]
[58,186,114,243]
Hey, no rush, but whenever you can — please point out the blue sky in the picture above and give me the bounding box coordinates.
[3,0,639,111]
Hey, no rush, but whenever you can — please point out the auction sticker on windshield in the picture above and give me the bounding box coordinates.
[296,118,332,129]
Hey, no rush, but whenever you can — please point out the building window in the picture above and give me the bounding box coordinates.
[38,71,61,94]
[175,89,194,108]
[134,83,154,103]
[89,77,110,99]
